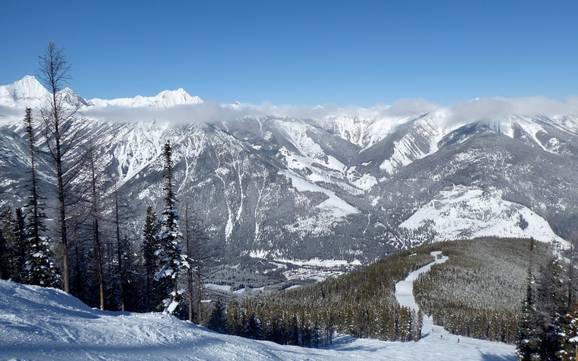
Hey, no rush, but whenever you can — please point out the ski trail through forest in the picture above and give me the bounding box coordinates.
[395,250,448,337]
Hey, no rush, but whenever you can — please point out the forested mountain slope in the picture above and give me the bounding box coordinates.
[233,238,550,345]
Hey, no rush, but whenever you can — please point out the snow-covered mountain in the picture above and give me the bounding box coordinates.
[0,75,50,107]
[90,88,203,108]
[1,75,576,272]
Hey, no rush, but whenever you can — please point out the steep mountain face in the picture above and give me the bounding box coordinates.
[0,76,575,272]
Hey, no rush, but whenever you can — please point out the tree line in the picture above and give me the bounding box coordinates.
[0,42,210,322]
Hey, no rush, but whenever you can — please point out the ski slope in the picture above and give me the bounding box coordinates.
[395,251,448,314]
[0,270,515,361]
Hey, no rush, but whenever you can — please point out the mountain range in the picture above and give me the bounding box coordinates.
[0,76,574,276]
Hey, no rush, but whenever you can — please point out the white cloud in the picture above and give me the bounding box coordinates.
[446,96,578,126]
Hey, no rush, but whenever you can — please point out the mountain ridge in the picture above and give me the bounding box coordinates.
[0,75,575,277]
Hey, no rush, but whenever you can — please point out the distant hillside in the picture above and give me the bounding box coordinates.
[414,237,550,342]
[233,238,550,345]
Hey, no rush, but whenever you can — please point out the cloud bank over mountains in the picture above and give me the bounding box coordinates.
[1,75,578,129]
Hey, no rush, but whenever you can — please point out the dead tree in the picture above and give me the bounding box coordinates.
[38,42,83,293]
[88,139,105,310]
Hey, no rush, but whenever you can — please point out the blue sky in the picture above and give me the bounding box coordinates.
[1,0,577,105]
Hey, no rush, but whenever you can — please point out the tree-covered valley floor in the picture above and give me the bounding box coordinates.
[0,249,515,361]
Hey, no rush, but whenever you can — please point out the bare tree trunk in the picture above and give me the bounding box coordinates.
[195,271,203,323]
[185,203,194,322]
[115,184,125,312]
[39,42,74,293]
[89,143,105,310]
[24,108,40,245]
[569,243,575,309]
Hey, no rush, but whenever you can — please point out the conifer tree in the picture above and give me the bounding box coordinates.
[244,313,264,340]
[0,208,18,280]
[536,255,567,360]
[557,304,578,361]
[22,108,59,287]
[517,239,541,361]
[142,206,160,311]
[14,208,27,281]
[207,299,227,333]
[154,141,188,314]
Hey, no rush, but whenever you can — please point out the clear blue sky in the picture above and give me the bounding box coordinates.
[1,0,577,105]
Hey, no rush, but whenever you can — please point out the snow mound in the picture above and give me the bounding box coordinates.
[400,185,568,246]
[0,279,516,361]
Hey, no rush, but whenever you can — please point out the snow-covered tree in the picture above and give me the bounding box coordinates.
[154,141,188,314]
[558,304,578,361]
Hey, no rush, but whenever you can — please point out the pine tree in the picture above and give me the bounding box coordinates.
[22,108,60,287]
[536,255,568,360]
[207,299,227,333]
[154,141,188,314]
[13,208,27,281]
[558,304,578,361]
[517,239,541,361]
[244,313,264,340]
[0,208,18,280]
[142,206,160,311]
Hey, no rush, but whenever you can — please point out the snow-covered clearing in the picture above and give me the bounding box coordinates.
[1,260,515,361]
[400,185,568,247]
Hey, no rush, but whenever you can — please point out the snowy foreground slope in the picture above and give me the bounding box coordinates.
[0,273,515,360]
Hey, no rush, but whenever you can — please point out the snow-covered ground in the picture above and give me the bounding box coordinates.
[0,255,515,361]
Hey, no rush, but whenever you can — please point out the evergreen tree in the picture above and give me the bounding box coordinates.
[0,208,17,280]
[516,270,541,361]
[14,208,27,281]
[207,299,227,333]
[516,240,541,361]
[244,313,264,340]
[558,303,578,361]
[154,141,188,314]
[142,206,160,311]
[22,108,60,287]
